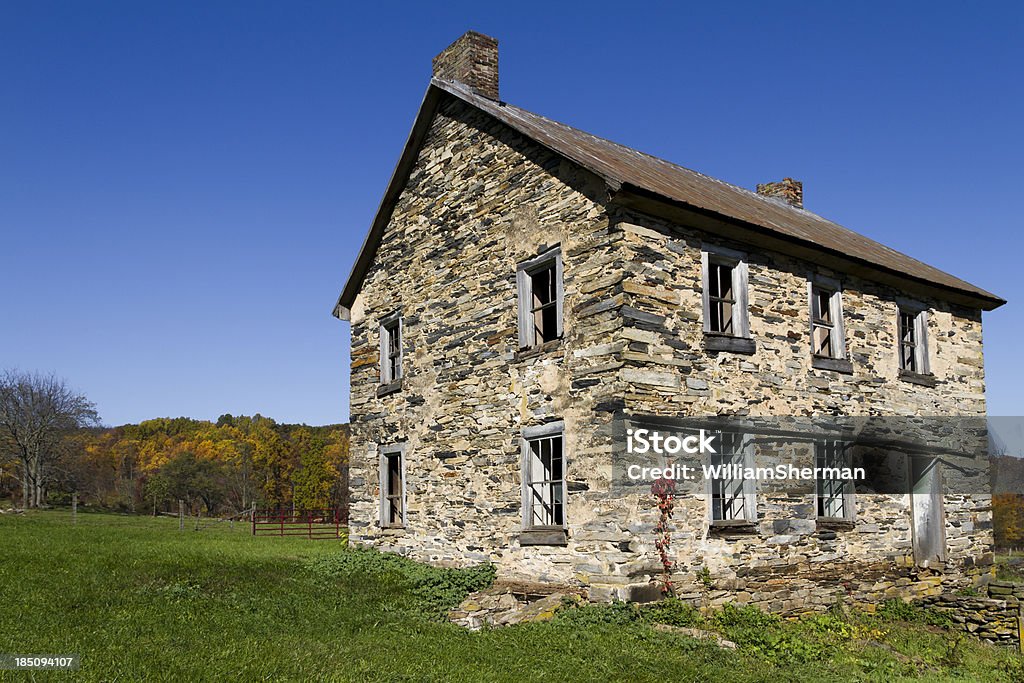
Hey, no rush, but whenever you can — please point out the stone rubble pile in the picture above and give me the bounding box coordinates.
[918,580,1024,647]
[448,581,584,630]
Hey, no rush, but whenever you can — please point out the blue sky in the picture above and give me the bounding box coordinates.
[2,2,1021,426]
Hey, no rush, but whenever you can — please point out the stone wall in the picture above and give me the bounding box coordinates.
[919,580,1024,647]
[347,95,628,581]
[345,91,993,609]
[598,210,992,600]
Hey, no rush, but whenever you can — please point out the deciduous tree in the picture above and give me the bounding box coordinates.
[0,370,100,508]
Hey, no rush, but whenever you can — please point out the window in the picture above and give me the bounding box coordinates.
[379,443,405,527]
[701,246,750,341]
[708,261,736,334]
[517,247,563,349]
[898,308,930,374]
[379,313,402,385]
[709,432,756,523]
[521,422,566,531]
[809,280,846,359]
[816,440,854,520]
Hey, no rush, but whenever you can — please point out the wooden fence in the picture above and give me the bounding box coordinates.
[251,508,345,539]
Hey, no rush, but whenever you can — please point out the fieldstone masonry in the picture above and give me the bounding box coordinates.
[919,580,1024,647]
[343,42,996,617]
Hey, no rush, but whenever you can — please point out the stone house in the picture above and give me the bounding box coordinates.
[332,31,1006,609]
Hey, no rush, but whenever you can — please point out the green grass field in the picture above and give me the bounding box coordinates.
[1,511,1022,682]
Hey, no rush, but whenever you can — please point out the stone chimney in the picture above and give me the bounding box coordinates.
[756,177,803,209]
[432,31,499,100]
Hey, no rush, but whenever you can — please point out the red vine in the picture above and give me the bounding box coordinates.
[651,476,676,596]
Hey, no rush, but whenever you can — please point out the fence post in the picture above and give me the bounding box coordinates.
[72,492,77,525]
[251,502,257,536]
[280,508,284,537]
[308,511,312,540]
[178,500,184,531]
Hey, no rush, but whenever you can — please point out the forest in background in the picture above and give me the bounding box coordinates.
[0,414,348,516]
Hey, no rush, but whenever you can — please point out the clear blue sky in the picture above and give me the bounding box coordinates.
[2,2,1021,426]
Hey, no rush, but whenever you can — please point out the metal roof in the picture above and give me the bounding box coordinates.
[333,79,1004,318]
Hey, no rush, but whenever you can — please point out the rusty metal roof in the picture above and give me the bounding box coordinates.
[333,79,1004,318]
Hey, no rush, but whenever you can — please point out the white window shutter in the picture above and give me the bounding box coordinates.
[743,439,757,521]
[916,311,930,374]
[833,290,846,359]
[399,451,407,527]
[555,251,564,339]
[700,250,712,333]
[377,448,386,526]
[843,477,856,522]
[520,438,531,529]
[516,269,531,348]
[396,317,404,380]
[379,325,388,384]
[735,260,750,338]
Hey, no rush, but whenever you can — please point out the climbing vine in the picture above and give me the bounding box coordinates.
[651,476,676,596]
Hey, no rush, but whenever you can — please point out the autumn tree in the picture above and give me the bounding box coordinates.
[292,426,347,510]
[0,370,100,508]
[152,452,229,514]
[50,413,349,515]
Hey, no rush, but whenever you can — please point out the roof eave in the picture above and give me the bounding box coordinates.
[612,183,1007,311]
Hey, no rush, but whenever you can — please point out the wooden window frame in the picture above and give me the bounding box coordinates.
[516,247,564,350]
[520,421,567,545]
[808,277,846,360]
[378,443,406,528]
[701,245,751,341]
[378,311,403,387]
[707,431,757,525]
[815,440,855,522]
[897,304,931,376]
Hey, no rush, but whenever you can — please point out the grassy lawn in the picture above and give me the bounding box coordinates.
[0,511,1021,681]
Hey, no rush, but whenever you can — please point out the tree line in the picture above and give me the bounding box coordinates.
[0,370,348,516]
[993,455,1024,550]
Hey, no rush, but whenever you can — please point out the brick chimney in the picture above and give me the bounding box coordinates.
[756,178,803,209]
[432,31,499,100]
